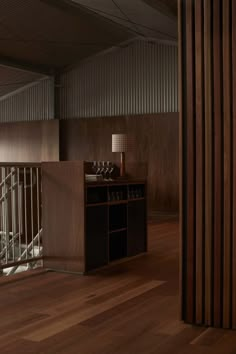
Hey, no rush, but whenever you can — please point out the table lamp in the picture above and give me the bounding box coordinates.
[112,134,128,178]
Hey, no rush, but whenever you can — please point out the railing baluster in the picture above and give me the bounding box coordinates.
[0,168,3,260]
[2,168,5,262]
[11,168,15,260]
[0,168,3,255]
[3,168,8,264]
[24,167,28,263]
[17,168,22,259]
[36,168,40,262]
[30,168,34,259]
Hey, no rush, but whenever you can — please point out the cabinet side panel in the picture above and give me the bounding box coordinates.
[42,161,85,273]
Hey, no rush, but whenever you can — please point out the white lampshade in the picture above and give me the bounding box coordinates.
[112,134,128,153]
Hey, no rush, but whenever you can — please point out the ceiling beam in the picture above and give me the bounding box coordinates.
[143,0,177,19]
[0,55,54,76]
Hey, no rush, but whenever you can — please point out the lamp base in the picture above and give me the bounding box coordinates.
[120,152,126,177]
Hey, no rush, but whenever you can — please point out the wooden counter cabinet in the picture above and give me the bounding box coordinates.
[42,161,147,273]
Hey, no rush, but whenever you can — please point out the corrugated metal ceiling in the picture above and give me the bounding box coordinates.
[0,0,177,99]
[0,0,133,98]
[0,0,132,73]
[72,0,177,40]
[143,0,177,17]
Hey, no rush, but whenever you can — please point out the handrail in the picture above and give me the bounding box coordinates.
[0,163,41,167]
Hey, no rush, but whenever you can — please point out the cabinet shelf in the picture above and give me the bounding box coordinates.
[108,200,127,206]
[86,202,108,207]
[86,200,129,207]
[128,198,145,202]
[109,228,127,234]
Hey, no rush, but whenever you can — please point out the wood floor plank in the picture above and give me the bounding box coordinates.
[21,280,164,342]
[3,219,236,354]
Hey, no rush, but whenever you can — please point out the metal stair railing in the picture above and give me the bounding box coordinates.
[0,164,43,276]
[5,228,43,276]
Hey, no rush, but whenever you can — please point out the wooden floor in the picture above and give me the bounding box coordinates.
[1,218,236,354]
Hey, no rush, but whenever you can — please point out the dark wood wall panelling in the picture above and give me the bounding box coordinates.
[0,120,59,162]
[179,0,236,328]
[59,114,179,213]
[0,115,178,213]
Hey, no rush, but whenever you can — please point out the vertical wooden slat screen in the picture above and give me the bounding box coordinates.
[179,0,236,328]
[213,0,223,329]
[222,0,232,329]
[204,0,213,326]
[185,0,195,324]
[232,0,236,331]
[195,0,204,325]
[178,0,184,320]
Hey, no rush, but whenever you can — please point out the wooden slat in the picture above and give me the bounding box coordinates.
[222,0,232,329]
[178,0,184,320]
[213,0,223,328]
[185,0,195,324]
[195,0,204,325]
[232,0,236,329]
[204,0,213,326]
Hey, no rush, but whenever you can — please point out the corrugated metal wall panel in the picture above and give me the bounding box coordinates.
[0,78,54,123]
[59,40,178,119]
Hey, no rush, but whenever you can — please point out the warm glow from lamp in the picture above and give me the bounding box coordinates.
[112,134,128,177]
[112,134,128,153]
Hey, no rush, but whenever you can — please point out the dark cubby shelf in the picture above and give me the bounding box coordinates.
[109,203,127,232]
[128,184,145,200]
[85,181,147,271]
[108,185,127,203]
[109,230,127,262]
[86,186,107,205]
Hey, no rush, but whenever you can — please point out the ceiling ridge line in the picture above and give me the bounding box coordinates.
[0,76,52,103]
[59,36,177,75]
